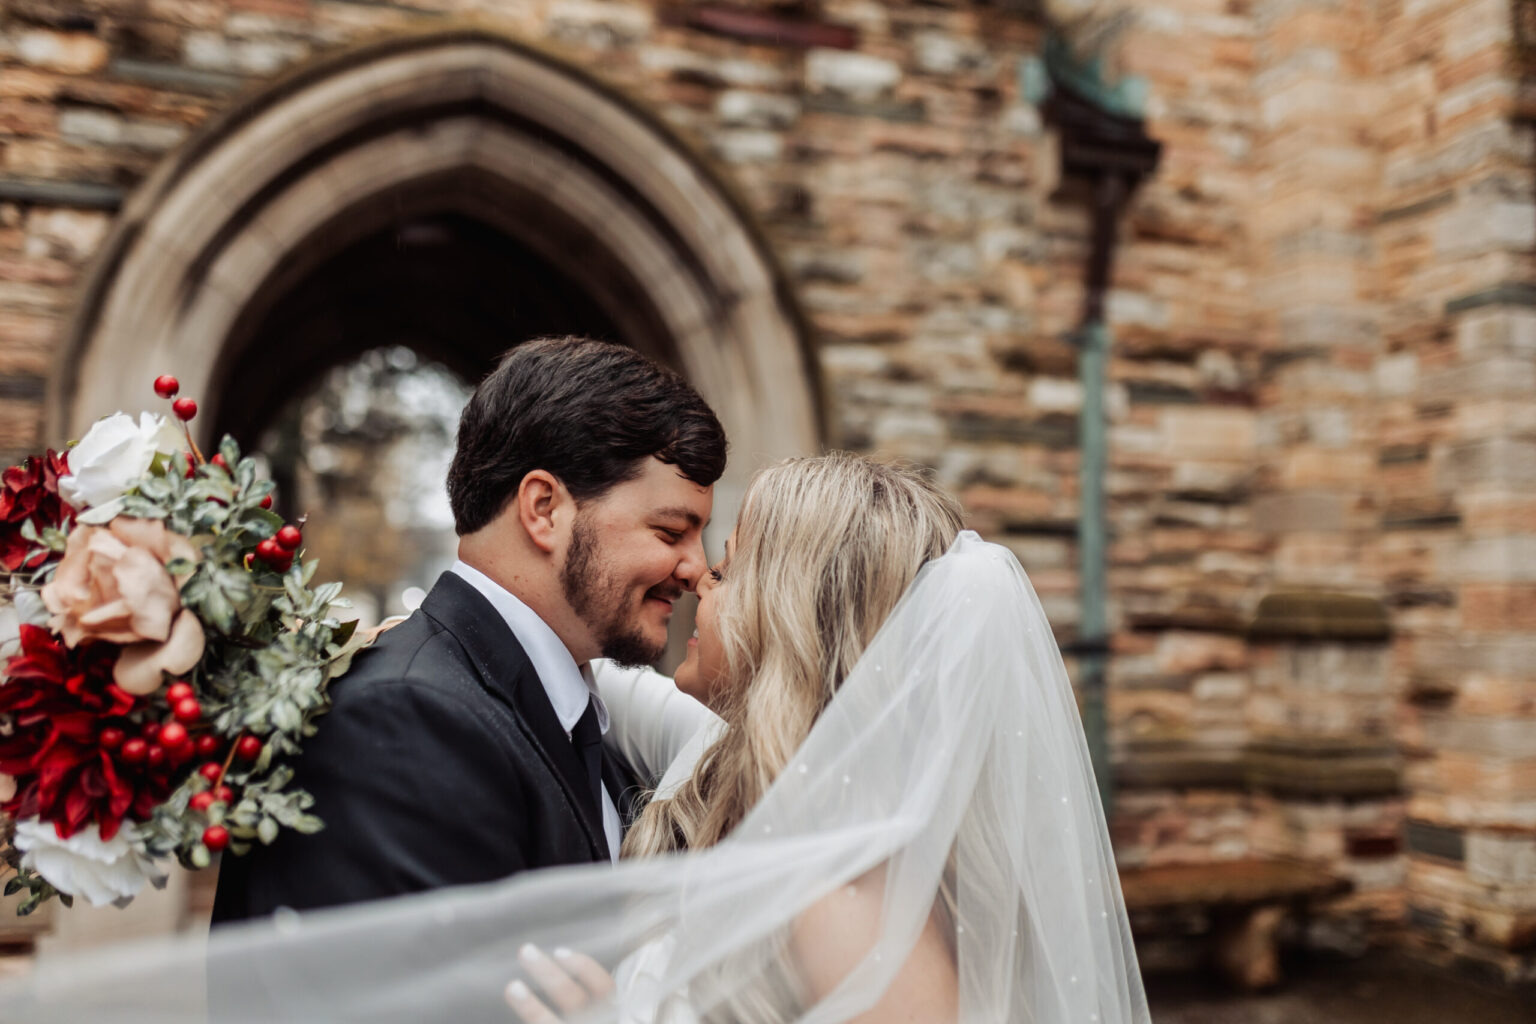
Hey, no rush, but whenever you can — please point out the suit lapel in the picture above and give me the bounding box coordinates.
[419,573,610,861]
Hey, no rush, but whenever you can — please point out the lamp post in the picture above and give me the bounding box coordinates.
[1023,33,1161,817]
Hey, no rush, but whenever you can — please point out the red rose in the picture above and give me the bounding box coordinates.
[0,450,74,572]
[0,625,163,839]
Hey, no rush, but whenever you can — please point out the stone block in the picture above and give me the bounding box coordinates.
[911,30,993,76]
[13,30,109,74]
[1422,714,1536,760]
[714,90,800,129]
[710,128,784,164]
[1154,631,1249,675]
[805,49,901,100]
[1457,307,1536,357]
[548,0,655,46]
[1461,585,1536,632]
[1455,536,1536,582]
[1161,407,1256,459]
[1467,832,1536,886]
[1407,821,1466,862]
[1252,491,1348,533]
[58,109,188,151]
[1280,447,1374,488]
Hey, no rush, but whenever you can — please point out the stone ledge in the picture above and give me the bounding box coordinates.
[1244,737,1402,798]
[1249,592,1391,642]
[1446,283,1536,316]
[0,178,124,211]
[1119,736,1403,797]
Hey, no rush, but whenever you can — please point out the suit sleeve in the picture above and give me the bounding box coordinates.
[241,678,529,914]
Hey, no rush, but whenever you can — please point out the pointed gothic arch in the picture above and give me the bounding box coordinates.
[51,28,824,501]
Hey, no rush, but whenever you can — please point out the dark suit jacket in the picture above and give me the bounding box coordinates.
[211,571,641,924]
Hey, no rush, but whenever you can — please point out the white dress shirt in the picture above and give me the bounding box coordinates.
[450,561,621,862]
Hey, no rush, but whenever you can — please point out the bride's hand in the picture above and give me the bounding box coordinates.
[506,944,615,1023]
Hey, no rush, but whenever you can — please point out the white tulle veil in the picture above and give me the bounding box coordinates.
[1,532,1149,1023]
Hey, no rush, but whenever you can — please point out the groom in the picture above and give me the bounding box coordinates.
[212,337,725,922]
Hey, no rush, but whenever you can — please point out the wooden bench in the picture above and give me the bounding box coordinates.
[1119,859,1351,990]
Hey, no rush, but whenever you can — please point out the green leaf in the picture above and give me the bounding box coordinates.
[3,877,20,897]
[190,844,211,870]
[219,436,242,469]
[257,817,279,845]
[236,456,257,494]
[18,518,37,542]
[57,892,73,909]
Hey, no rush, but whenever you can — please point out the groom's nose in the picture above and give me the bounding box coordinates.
[674,536,708,592]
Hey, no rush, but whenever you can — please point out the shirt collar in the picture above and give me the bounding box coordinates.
[449,561,608,736]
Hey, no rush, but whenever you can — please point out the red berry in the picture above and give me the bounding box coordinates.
[166,682,194,704]
[173,697,201,723]
[243,552,255,570]
[256,538,283,563]
[99,727,125,750]
[169,742,195,765]
[172,397,198,421]
[195,734,222,758]
[154,375,180,399]
[147,745,167,769]
[121,738,148,763]
[202,825,230,852]
[235,735,262,761]
[198,762,223,784]
[142,723,161,743]
[259,494,273,510]
[275,525,302,551]
[158,721,189,750]
[184,453,197,479]
[189,792,216,813]
[210,453,228,471]
[213,784,234,804]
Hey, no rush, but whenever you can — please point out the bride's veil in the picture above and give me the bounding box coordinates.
[1,532,1149,1023]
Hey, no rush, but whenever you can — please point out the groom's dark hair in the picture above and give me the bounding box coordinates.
[447,337,728,535]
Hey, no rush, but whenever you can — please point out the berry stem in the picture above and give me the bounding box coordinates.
[214,734,242,788]
[181,422,206,467]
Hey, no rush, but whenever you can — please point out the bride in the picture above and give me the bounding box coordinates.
[3,454,1148,1023]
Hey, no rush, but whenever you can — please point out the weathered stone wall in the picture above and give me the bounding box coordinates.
[0,0,1531,978]
[1366,0,1536,981]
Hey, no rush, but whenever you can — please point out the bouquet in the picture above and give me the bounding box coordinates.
[0,375,364,914]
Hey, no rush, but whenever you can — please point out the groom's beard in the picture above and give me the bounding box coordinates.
[561,515,675,668]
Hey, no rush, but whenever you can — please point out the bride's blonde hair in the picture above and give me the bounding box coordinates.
[623,452,964,857]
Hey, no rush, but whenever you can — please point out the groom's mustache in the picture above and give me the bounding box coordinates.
[645,584,685,605]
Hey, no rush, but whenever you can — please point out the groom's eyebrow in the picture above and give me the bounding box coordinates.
[653,507,706,529]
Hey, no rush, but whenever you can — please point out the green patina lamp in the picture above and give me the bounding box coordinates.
[1021,27,1161,817]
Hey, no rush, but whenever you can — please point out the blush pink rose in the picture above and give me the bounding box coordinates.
[42,519,205,695]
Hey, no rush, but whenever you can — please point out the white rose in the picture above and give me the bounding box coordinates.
[59,412,185,523]
[0,589,51,662]
[12,817,168,908]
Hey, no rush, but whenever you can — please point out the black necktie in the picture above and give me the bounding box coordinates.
[571,698,605,815]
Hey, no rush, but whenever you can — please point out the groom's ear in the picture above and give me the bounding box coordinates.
[516,470,572,555]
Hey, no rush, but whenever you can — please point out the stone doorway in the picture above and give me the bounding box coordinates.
[33,27,822,957]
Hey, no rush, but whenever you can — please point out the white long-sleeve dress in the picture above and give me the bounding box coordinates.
[589,661,724,1023]
[592,660,723,803]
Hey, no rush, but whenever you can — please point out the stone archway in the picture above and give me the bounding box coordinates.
[49,28,824,499]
